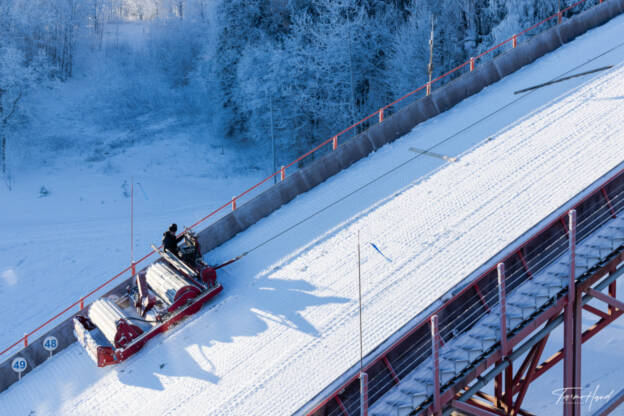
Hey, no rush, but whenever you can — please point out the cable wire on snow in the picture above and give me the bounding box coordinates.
[234,40,624,261]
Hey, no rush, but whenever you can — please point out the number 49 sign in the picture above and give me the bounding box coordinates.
[11,357,27,380]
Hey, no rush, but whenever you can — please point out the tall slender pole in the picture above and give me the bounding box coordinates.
[131,177,135,276]
[427,15,435,95]
[269,94,276,184]
[347,14,357,138]
[358,231,368,416]
[358,231,363,371]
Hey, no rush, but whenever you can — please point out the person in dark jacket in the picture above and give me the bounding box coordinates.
[163,223,183,257]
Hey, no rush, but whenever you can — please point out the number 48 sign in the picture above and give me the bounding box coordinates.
[43,335,58,359]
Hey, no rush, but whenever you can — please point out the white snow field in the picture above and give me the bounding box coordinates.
[2,14,624,416]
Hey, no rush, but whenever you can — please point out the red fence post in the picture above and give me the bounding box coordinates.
[280,166,286,181]
[426,82,431,96]
[558,11,563,24]
[332,136,338,150]
[80,298,84,310]
[232,196,237,211]
[497,262,514,409]
[360,371,368,416]
[470,57,475,71]
[512,34,518,48]
[498,263,507,356]
[23,334,28,348]
[379,109,384,123]
[431,314,441,415]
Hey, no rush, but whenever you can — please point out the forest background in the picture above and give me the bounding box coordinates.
[0,0,588,184]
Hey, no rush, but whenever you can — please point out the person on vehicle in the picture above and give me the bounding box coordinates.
[163,223,183,257]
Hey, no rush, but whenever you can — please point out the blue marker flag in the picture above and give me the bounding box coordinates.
[370,242,392,262]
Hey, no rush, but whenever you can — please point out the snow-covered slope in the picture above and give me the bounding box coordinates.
[2,14,624,416]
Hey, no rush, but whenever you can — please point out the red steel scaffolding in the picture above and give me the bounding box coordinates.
[303,166,624,416]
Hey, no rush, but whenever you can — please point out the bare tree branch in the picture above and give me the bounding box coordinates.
[2,90,22,125]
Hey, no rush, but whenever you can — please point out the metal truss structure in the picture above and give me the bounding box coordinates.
[305,167,624,416]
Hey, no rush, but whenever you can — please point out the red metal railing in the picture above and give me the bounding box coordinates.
[0,0,597,359]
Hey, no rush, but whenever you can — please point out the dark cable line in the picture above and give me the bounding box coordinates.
[237,41,624,259]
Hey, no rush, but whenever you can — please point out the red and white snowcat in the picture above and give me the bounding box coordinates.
[73,230,222,367]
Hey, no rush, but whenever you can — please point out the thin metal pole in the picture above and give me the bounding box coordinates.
[358,230,363,372]
[357,231,367,416]
[347,15,357,138]
[131,177,134,275]
[427,16,435,94]
[269,94,276,184]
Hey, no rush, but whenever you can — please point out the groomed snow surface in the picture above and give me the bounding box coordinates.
[2,14,624,416]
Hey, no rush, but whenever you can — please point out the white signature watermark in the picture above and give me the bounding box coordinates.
[552,385,615,411]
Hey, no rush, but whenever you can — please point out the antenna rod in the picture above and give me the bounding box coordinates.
[131,177,134,273]
[358,230,363,372]
[358,230,368,416]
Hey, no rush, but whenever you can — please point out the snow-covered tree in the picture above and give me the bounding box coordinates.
[385,2,434,103]
[0,47,41,185]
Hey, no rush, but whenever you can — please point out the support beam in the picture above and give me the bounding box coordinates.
[533,311,623,381]
[383,356,400,385]
[511,333,553,398]
[452,310,566,411]
[573,287,582,416]
[587,288,624,312]
[496,263,507,409]
[609,281,617,316]
[475,391,499,406]
[452,400,502,416]
[432,315,441,415]
[518,250,533,279]
[335,395,349,416]
[512,344,538,390]
[601,188,617,219]
[444,256,624,416]
[505,362,514,411]
[563,209,579,416]
[498,263,508,357]
[497,263,514,410]
[582,304,610,320]
[532,265,624,381]
[512,336,548,416]
[360,372,368,416]
[474,284,491,313]
[494,374,503,409]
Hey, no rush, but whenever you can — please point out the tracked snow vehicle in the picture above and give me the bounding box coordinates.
[73,230,222,367]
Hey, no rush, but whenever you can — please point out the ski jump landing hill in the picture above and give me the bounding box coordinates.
[1,1,624,415]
